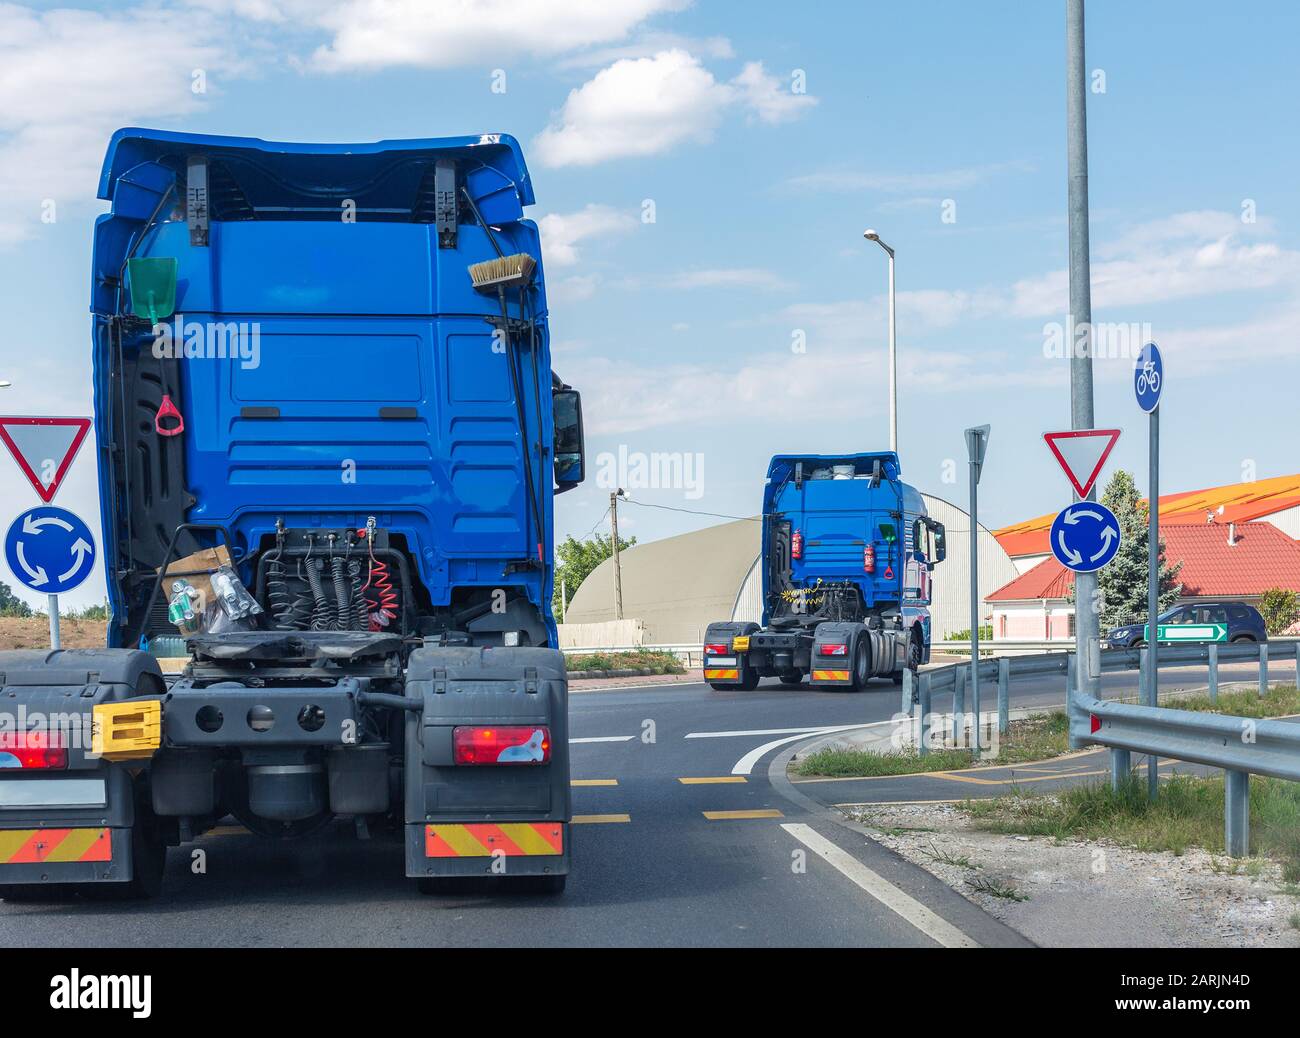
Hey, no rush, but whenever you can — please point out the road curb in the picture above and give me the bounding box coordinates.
[767,737,1035,948]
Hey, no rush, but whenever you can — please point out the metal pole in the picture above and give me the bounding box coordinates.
[918,671,932,758]
[609,491,624,621]
[48,594,60,650]
[969,455,980,752]
[997,656,1010,735]
[559,576,567,623]
[953,666,966,748]
[1207,641,1218,703]
[901,665,913,715]
[1146,404,1159,801]
[1259,642,1269,698]
[1066,0,1102,739]
[887,248,897,453]
[1109,748,1131,791]
[1225,770,1250,857]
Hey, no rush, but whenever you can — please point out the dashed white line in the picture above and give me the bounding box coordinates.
[781,823,980,949]
[570,735,636,744]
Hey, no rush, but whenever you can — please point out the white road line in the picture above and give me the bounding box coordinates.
[686,726,839,739]
[570,735,636,744]
[781,823,980,949]
[730,722,888,775]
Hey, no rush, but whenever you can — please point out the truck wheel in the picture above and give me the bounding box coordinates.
[778,671,804,687]
[80,817,166,901]
[892,633,923,685]
[851,640,871,691]
[0,884,65,903]
[737,664,760,691]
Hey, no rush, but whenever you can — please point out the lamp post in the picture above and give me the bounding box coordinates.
[863,230,897,453]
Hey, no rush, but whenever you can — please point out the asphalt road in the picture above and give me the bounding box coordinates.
[0,657,1286,948]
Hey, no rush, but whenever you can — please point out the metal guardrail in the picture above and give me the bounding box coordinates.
[901,639,1300,857]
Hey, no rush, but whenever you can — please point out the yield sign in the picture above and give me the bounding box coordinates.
[0,416,92,503]
[1042,428,1121,499]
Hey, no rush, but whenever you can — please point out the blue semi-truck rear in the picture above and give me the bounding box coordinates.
[0,129,584,897]
[705,453,946,691]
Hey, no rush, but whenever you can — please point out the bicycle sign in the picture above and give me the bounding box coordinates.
[1134,342,1163,413]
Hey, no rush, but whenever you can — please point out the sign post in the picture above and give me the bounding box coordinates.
[1044,427,1122,742]
[1136,341,1164,800]
[0,415,94,649]
[4,506,96,649]
[964,424,991,752]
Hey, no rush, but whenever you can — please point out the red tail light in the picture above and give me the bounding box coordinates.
[819,643,848,656]
[791,529,803,560]
[453,726,551,765]
[0,729,67,770]
[864,544,876,573]
[704,643,729,655]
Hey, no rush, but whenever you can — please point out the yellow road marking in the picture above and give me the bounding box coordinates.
[702,808,784,820]
[572,813,631,824]
[572,779,618,787]
[678,776,748,785]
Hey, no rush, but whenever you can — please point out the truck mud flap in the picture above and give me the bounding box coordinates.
[704,621,759,687]
[402,646,570,879]
[0,826,134,885]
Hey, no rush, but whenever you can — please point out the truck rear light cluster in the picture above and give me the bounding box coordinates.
[864,544,876,573]
[0,729,67,770]
[791,529,803,560]
[819,644,848,656]
[453,726,550,765]
[704,643,729,655]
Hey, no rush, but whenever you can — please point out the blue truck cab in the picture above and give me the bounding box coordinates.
[705,453,945,691]
[0,129,583,899]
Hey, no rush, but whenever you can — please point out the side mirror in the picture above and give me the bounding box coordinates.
[932,522,947,564]
[553,389,585,488]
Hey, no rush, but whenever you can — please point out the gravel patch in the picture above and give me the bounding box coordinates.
[849,801,1300,948]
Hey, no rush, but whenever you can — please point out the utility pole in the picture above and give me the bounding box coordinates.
[1066,0,1100,737]
[965,425,991,752]
[610,489,624,621]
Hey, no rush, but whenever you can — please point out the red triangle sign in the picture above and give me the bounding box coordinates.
[0,416,92,503]
[1043,428,1121,499]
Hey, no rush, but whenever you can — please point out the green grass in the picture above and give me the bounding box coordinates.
[967,875,1029,901]
[564,649,685,675]
[960,774,1300,878]
[794,712,1072,778]
[1170,683,1300,719]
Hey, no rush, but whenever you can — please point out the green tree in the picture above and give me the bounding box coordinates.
[0,580,33,618]
[1258,587,1299,635]
[553,532,635,620]
[1070,470,1182,630]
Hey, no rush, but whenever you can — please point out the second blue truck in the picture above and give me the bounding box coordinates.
[705,453,947,691]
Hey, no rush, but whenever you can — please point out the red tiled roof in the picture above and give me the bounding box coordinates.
[993,473,1300,557]
[987,522,1300,602]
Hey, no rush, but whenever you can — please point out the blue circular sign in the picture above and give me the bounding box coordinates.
[1134,341,1163,413]
[4,506,97,595]
[1050,503,1122,573]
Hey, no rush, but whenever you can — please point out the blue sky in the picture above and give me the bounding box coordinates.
[1,0,1298,608]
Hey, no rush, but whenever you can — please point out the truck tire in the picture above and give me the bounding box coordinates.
[850,639,871,692]
[892,632,923,685]
[778,671,804,687]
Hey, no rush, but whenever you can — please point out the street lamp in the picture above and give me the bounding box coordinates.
[863,230,897,453]
[0,380,11,388]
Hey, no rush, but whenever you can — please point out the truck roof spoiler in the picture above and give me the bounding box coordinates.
[99,128,534,224]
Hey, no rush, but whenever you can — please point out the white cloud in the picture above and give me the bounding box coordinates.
[556,32,734,69]
[534,49,732,168]
[0,3,233,245]
[1010,213,1300,317]
[534,49,818,168]
[309,0,685,71]
[732,61,817,124]
[538,203,636,267]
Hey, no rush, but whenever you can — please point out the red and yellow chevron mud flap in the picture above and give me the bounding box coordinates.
[811,669,852,685]
[0,827,112,864]
[411,822,569,878]
[703,668,741,682]
[426,823,563,858]
[0,826,127,885]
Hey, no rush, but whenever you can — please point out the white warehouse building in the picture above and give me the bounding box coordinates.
[562,495,1020,647]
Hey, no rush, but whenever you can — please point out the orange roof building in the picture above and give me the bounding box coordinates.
[993,473,1300,564]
